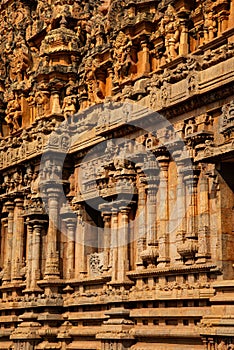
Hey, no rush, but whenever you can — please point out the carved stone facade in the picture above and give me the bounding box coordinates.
[0,0,233,349]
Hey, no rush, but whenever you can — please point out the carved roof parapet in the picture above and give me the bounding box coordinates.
[0,117,61,171]
[201,42,234,69]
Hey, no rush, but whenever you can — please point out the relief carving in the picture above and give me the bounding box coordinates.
[5,93,22,133]
[160,5,180,62]
[113,31,136,84]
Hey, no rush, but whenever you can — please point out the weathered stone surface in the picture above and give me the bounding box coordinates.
[0,0,233,349]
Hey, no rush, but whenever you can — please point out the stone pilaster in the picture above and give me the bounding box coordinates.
[110,208,118,282]
[2,201,14,284]
[136,178,146,269]
[185,171,199,240]
[228,0,234,29]
[179,17,189,56]
[117,206,130,283]
[12,198,25,281]
[140,183,159,267]
[44,186,61,280]
[175,164,186,264]
[64,217,76,279]
[1,217,7,274]
[31,222,44,289]
[74,204,87,278]
[25,221,33,290]
[177,166,200,265]
[140,39,150,74]
[157,157,170,267]
[51,90,61,115]
[196,172,211,263]
[102,211,111,273]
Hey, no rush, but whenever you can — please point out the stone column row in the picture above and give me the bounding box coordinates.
[2,199,25,284]
[26,220,45,291]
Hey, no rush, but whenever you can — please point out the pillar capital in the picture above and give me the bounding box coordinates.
[63,217,77,227]
[5,201,14,212]
[102,211,112,222]
[14,197,24,208]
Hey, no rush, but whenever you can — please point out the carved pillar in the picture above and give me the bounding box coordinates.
[185,171,199,241]
[2,201,14,283]
[74,204,86,278]
[51,91,61,114]
[218,11,229,34]
[196,172,210,263]
[106,67,114,96]
[27,96,35,124]
[44,186,60,279]
[179,19,189,56]
[228,0,234,29]
[140,183,159,267]
[31,222,44,289]
[147,186,158,246]
[25,222,33,290]
[157,157,170,267]
[1,217,7,274]
[117,206,130,282]
[64,217,76,279]
[175,163,186,263]
[136,176,146,269]
[110,208,118,282]
[176,166,199,265]
[101,211,111,272]
[12,198,24,281]
[140,39,150,74]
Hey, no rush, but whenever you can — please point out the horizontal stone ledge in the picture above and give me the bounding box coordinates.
[131,326,200,338]
[130,307,211,318]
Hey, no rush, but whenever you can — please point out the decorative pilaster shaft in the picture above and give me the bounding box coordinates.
[157,159,170,266]
[64,218,76,279]
[136,179,146,269]
[1,217,7,274]
[140,184,159,267]
[146,186,158,247]
[185,173,199,239]
[177,165,186,236]
[117,206,130,282]
[140,40,150,74]
[102,212,111,272]
[75,205,86,278]
[31,223,43,289]
[44,187,61,279]
[110,209,118,282]
[12,198,24,281]
[25,222,33,290]
[196,173,210,263]
[51,91,61,114]
[2,201,14,283]
[179,19,189,56]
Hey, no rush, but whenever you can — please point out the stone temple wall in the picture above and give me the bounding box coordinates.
[0,0,233,349]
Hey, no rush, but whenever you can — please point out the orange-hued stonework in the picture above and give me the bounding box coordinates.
[0,0,233,349]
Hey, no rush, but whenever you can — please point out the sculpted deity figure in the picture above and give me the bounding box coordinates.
[89,8,106,48]
[62,86,77,122]
[113,31,135,83]
[35,88,50,118]
[10,35,31,82]
[5,93,22,133]
[160,5,180,62]
[84,57,104,104]
[31,171,40,199]
[203,11,217,44]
